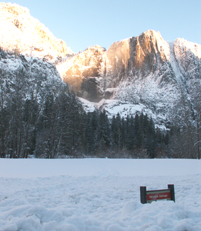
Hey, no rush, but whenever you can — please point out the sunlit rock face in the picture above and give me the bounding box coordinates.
[61,30,201,126]
[104,39,130,88]
[0,3,72,60]
[59,46,106,102]
[104,30,172,88]
[59,30,175,101]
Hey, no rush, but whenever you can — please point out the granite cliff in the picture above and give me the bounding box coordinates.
[57,30,201,126]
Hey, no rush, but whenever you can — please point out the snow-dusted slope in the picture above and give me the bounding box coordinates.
[0,3,74,112]
[0,3,72,60]
[0,50,63,88]
[0,48,67,117]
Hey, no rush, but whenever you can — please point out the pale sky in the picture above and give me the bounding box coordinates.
[5,0,201,53]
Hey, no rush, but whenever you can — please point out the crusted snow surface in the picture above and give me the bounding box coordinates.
[0,158,201,231]
[80,98,149,118]
[99,73,178,125]
[80,97,169,128]
[99,99,146,117]
[78,97,98,112]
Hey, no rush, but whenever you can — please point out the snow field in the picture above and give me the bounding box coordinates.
[0,159,201,231]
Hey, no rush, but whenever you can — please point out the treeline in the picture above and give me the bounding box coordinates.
[82,111,170,158]
[0,59,169,158]
[0,76,200,159]
[0,85,170,158]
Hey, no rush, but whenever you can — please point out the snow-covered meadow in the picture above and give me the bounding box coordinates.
[0,159,201,231]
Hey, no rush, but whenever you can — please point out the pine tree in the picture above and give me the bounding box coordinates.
[146,118,156,158]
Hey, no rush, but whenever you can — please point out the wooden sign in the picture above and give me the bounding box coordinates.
[140,184,175,204]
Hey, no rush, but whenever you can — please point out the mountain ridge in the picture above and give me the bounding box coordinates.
[0,3,201,128]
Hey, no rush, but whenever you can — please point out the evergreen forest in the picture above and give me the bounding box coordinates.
[0,50,200,159]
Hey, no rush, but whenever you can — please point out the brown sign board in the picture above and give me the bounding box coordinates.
[140,184,175,204]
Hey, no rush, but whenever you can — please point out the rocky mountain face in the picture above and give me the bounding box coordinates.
[58,31,172,101]
[1,3,201,128]
[58,30,201,127]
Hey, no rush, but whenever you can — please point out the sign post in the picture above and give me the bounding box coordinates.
[140,186,147,204]
[168,184,175,202]
[140,184,175,204]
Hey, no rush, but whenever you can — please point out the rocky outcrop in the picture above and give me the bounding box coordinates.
[0,3,72,60]
[58,30,178,101]
[59,46,106,101]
